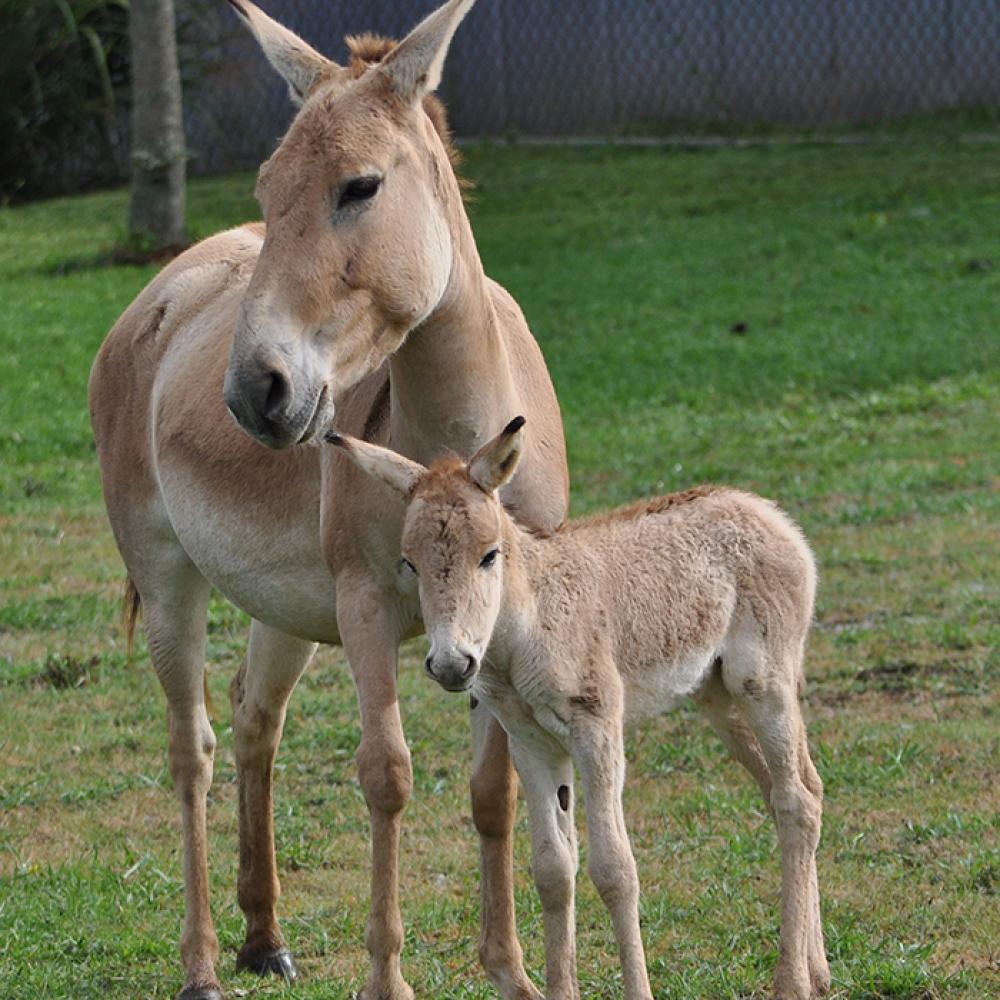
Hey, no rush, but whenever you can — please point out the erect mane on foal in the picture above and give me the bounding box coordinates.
[414,458,724,542]
[343,33,464,178]
[566,485,724,532]
[415,456,479,499]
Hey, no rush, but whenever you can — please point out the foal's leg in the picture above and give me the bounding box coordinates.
[698,674,830,994]
[338,575,414,1000]
[510,741,579,1000]
[137,558,221,1000]
[231,620,316,980]
[799,733,831,995]
[470,702,542,1000]
[735,679,824,1000]
[697,668,773,803]
[699,667,829,995]
[574,719,653,1000]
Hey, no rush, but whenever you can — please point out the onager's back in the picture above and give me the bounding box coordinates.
[333,420,830,1000]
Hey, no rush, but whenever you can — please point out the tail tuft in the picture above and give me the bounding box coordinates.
[123,577,141,656]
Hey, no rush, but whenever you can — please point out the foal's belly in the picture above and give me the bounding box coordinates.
[624,650,718,721]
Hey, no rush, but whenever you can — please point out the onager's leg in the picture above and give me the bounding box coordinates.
[470,701,542,1000]
[338,577,414,1000]
[138,559,221,1000]
[231,620,317,981]
[574,721,653,1000]
[510,741,579,1000]
[736,680,825,1000]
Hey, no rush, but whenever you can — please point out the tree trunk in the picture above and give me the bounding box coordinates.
[128,0,186,249]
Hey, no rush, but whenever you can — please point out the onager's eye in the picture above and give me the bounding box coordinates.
[479,548,500,570]
[401,557,418,577]
[337,175,382,210]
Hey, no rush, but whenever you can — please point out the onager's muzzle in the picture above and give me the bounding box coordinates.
[223,344,333,450]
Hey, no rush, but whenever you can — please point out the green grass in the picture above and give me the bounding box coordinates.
[1,139,998,999]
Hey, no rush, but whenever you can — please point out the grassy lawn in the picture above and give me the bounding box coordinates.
[1,139,998,999]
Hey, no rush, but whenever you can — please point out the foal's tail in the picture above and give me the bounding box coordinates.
[123,576,142,656]
[121,575,216,719]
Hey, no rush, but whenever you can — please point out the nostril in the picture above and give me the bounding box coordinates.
[424,656,436,677]
[463,655,477,679]
[262,369,290,419]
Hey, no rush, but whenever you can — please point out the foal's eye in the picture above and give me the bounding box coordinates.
[401,557,418,577]
[479,548,500,569]
[337,175,382,210]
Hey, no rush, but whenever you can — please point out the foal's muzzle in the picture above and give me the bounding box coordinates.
[425,651,480,692]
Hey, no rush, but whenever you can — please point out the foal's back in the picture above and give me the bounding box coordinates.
[531,486,816,715]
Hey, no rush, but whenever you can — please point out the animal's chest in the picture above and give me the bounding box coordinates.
[474,672,571,760]
[150,339,420,644]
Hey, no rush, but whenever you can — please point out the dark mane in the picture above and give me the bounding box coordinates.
[344,34,465,183]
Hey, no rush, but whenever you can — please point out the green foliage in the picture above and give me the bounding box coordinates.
[0,0,131,202]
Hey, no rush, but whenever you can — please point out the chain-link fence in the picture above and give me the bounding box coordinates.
[186,0,1000,174]
[12,0,999,193]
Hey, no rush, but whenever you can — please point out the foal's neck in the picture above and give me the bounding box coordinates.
[490,516,552,668]
[388,188,518,464]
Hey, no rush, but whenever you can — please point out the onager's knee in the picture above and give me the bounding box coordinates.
[232,697,284,766]
[168,713,216,800]
[471,767,517,840]
[357,737,412,814]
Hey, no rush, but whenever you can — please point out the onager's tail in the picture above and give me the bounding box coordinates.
[123,576,142,657]
[121,575,216,719]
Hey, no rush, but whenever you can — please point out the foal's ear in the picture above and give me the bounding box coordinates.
[226,0,343,105]
[377,0,478,105]
[326,433,425,497]
[469,417,526,494]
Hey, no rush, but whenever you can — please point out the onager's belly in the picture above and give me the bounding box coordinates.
[151,360,342,643]
[160,467,342,644]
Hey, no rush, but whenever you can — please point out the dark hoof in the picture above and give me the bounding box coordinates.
[237,946,298,983]
[177,987,224,1000]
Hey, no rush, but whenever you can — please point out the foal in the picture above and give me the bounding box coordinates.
[329,419,830,1000]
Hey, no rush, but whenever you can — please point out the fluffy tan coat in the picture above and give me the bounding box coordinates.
[333,420,830,1000]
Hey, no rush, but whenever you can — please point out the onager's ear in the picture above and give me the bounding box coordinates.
[225,0,341,105]
[326,432,425,498]
[377,0,478,105]
[469,417,526,494]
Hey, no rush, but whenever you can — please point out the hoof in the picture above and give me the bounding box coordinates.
[236,945,298,983]
[355,981,416,1000]
[811,969,832,996]
[177,987,224,1000]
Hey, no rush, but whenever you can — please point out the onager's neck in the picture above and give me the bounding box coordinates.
[389,188,518,462]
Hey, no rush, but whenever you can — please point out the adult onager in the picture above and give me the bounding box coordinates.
[88,2,568,998]
[331,419,830,1000]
